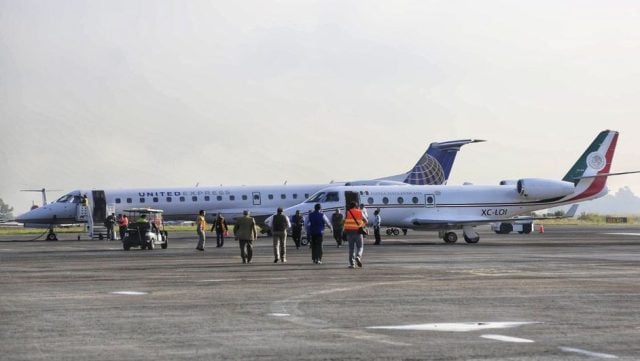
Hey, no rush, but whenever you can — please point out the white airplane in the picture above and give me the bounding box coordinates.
[276,130,637,244]
[15,139,482,240]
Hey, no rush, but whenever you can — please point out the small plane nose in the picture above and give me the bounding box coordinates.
[15,207,48,224]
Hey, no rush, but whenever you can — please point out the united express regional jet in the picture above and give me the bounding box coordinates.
[16,139,481,240]
[278,130,636,244]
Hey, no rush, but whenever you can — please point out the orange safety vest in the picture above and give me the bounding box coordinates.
[344,208,364,231]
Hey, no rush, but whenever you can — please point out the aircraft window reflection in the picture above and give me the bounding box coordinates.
[140,198,145,203]
[217,196,222,201]
[230,195,235,201]
[397,197,404,204]
[126,198,132,203]
[167,197,172,202]
[153,197,159,203]
[253,195,260,200]
[242,195,248,201]
[56,195,74,203]
[367,197,374,205]
[268,194,274,200]
[281,194,286,200]
[180,197,185,202]
[426,196,434,204]
[382,197,389,205]
[293,194,298,199]
[412,197,419,204]
[205,196,210,201]
[306,192,325,203]
[116,198,121,204]
[192,196,198,202]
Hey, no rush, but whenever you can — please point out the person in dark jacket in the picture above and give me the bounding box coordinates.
[270,207,291,263]
[305,203,333,264]
[211,213,228,248]
[290,210,304,249]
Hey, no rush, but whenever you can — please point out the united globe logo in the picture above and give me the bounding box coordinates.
[405,154,446,185]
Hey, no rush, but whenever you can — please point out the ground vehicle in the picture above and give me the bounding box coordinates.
[492,220,534,234]
[122,208,168,250]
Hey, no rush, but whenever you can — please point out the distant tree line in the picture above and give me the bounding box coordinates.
[0,198,14,221]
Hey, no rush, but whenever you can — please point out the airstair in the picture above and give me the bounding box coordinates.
[76,202,115,240]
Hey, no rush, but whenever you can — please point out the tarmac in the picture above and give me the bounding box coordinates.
[1,225,639,360]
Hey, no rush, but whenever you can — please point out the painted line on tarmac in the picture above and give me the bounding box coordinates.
[269,313,290,317]
[271,281,416,347]
[559,347,618,359]
[110,291,148,295]
[481,334,534,343]
[368,321,540,332]
[197,277,288,283]
[603,232,640,237]
[197,279,242,283]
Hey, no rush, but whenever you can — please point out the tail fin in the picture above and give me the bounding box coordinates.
[562,130,618,201]
[402,139,485,185]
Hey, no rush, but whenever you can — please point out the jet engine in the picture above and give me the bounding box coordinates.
[516,178,575,199]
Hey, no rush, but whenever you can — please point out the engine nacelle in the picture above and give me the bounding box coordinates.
[516,178,575,199]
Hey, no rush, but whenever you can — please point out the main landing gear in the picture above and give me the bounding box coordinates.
[440,230,480,244]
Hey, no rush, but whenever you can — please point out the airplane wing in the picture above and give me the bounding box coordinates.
[411,205,579,228]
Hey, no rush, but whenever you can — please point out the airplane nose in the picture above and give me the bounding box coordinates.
[15,210,34,223]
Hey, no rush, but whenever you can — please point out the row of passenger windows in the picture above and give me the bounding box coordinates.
[366,195,434,205]
[114,193,310,204]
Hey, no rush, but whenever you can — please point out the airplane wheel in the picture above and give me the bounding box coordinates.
[499,223,513,234]
[443,232,458,243]
[464,235,480,244]
[392,228,400,236]
[386,229,393,236]
[46,233,58,241]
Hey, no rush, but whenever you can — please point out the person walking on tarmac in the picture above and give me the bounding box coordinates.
[306,203,333,264]
[331,208,345,247]
[105,213,116,240]
[118,214,129,240]
[270,207,291,263]
[345,201,368,268]
[373,209,382,245]
[195,210,207,251]
[211,213,228,248]
[290,210,304,249]
[235,210,257,264]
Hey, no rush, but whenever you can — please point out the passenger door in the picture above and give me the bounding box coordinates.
[252,192,261,206]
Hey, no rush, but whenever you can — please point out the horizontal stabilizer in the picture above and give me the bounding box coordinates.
[573,170,640,180]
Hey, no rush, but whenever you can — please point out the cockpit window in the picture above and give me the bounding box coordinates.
[306,192,325,203]
[325,192,339,202]
[305,191,340,203]
[56,195,74,203]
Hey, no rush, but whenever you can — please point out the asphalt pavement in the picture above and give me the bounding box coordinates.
[1,225,639,360]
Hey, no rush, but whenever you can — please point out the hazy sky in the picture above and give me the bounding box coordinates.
[1,1,639,214]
